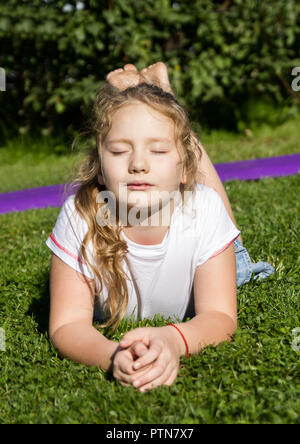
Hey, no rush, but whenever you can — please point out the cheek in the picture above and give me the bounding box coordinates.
[154,158,181,175]
[168,158,184,175]
[102,161,122,182]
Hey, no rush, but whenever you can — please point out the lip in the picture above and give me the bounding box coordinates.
[127,180,153,186]
[127,184,153,190]
[127,180,154,190]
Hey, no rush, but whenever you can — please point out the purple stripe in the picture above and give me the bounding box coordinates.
[0,154,299,214]
[214,153,300,182]
[0,184,67,214]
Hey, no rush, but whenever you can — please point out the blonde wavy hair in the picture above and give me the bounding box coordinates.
[71,82,203,331]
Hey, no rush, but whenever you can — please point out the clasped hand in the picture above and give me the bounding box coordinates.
[112,326,181,393]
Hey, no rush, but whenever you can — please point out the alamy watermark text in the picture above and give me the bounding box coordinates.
[291,67,300,92]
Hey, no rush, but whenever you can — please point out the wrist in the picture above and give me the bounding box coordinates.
[161,325,186,358]
[107,340,123,374]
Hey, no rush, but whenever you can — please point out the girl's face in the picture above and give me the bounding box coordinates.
[98,102,186,225]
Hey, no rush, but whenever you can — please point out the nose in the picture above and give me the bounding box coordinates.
[128,150,150,174]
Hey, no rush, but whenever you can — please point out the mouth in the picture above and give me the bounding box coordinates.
[127,183,153,190]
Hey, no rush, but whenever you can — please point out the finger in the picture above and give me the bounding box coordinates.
[120,328,149,348]
[117,365,152,389]
[133,359,168,390]
[153,360,178,390]
[131,341,148,360]
[132,341,162,370]
[117,351,137,376]
[139,366,177,393]
[162,367,178,387]
[114,343,150,378]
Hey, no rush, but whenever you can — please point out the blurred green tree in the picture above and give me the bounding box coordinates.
[0,0,299,142]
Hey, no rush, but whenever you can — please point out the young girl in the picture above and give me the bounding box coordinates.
[46,62,273,393]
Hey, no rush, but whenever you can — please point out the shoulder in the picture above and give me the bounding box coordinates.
[46,193,95,280]
[181,183,234,232]
[60,194,82,219]
[174,184,224,236]
[61,194,76,215]
[182,184,223,214]
[56,194,89,235]
[193,183,222,202]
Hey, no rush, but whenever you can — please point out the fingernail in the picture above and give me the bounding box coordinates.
[134,362,141,370]
[133,380,140,387]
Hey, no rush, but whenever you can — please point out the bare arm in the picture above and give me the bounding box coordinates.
[170,242,238,356]
[49,254,120,372]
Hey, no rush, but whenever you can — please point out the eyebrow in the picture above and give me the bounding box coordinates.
[106,137,172,145]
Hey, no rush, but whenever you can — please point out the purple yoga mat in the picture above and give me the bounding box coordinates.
[0,184,69,214]
[0,154,299,214]
[214,153,300,182]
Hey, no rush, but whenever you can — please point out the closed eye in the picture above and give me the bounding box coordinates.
[111,151,168,155]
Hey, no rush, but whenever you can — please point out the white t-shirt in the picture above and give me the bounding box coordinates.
[46,184,240,323]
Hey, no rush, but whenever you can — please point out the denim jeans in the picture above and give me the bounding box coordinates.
[234,238,274,287]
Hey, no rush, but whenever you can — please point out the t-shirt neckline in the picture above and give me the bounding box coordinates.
[121,205,178,249]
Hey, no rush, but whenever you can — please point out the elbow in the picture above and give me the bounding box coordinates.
[49,326,62,351]
[210,310,238,334]
[49,324,69,352]
[213,311,238,344]
[231,317,238,333]
[49,324,75,360]
[225,316,238,343]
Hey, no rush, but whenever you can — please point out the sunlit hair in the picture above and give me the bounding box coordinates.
[70,82,202,331]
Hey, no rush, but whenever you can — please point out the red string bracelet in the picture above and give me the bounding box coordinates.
[166,324,189,358]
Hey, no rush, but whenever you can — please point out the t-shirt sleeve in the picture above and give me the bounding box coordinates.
[195,186,240,267]
[45,195,94,279]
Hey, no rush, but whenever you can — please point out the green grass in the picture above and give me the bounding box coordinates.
[200,114,300,163]
[0,115,299,423]
[0,134,82,193]
[0,111,300,192]
[0,174,299,424]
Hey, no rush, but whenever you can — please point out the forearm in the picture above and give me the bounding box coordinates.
[167,311,237,357]
[50,322,120,372]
